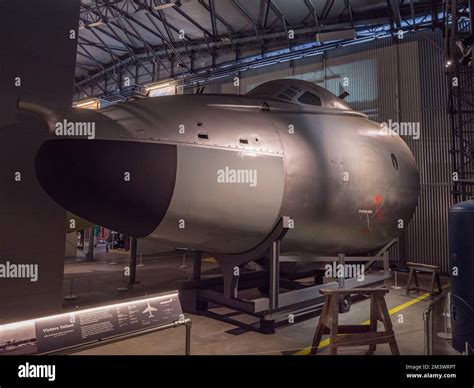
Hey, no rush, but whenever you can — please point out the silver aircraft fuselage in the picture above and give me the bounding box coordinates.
[31,79,420,261]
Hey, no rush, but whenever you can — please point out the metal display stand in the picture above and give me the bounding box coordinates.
[44,319,192,355]
[190,216,397,334]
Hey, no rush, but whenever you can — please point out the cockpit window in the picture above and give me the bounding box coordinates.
[283,88,298,98]
[298,91,322,106]
[276,93,292,101]
[245,79,353,111]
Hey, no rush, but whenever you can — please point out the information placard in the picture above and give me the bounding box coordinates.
[0,291,183,355]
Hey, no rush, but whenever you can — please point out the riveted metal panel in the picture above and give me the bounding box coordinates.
[151,145,286,254]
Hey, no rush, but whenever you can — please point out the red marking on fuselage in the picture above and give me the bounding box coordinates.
[375,193,384,219]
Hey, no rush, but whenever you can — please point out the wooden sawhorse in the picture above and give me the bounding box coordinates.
[310,288,399,355]
[405,262,442,297]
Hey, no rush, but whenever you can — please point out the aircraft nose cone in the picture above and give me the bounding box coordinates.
[35,139,177,237]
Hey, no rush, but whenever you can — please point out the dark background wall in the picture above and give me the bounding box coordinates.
[0,0,81,323]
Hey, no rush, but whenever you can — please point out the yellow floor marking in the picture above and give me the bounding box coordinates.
[203,257,217,264]
[360,292,431,325]
[293,291,430,355]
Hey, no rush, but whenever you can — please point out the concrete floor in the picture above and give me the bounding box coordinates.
[63,244,459,356]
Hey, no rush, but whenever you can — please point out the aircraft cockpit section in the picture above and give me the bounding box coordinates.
[246,79,353,111]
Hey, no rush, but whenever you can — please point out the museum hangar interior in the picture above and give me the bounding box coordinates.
[0,0,473,356]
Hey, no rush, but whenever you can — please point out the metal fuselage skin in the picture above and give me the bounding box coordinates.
[34,84,420,260]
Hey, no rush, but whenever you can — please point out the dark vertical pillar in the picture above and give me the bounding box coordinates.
[129,237,137,285]
[192,250,202,281]
[79,230,85,249]
[86,228,94,261]
[0,0,81,323]
[269,241,280,310]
